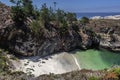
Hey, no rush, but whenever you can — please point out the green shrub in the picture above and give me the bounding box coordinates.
[89,76,99,80]
[59,24,68,36]
[30,20,41,34]
[0,50,9,73]
[30,19,44,37]
[11,6,26,25]
[80,17,89,25]
[111,68,120,75]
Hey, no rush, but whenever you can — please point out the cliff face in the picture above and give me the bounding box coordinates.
[0,2,12,28]
[0,23,99,56]
[0,3,99,56]
[1,3,120,57]
[86,20,120,52]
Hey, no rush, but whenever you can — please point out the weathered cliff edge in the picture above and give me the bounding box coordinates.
[90,16,120,52]
[0,3,99,57]
[0,22,99,57]
[0,2,120,57]
[86,19,120,52]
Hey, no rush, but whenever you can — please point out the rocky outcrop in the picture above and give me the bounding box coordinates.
[100,33,120,52]
[3,26,99,56]
[0,2,12,29]
[0,3,100,57]
[0,68,115,80]
[85,19,120,52]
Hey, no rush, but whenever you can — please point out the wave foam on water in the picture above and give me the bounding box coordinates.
[91,15,120,20]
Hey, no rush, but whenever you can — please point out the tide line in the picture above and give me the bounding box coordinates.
[71,54,81,70]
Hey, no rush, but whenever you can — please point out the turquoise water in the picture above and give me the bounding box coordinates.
[73,49,120,70]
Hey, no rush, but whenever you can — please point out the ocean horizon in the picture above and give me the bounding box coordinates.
[76,12,120,19]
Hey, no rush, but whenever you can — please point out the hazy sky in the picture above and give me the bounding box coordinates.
[1,0,120,12]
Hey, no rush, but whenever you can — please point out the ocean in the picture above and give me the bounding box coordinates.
[76,12,120,19]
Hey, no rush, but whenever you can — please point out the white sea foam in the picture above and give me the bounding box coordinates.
[91,15,120,20]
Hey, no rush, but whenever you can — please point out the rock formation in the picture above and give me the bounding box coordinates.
[0,3,99,56]
[86,19,120,52]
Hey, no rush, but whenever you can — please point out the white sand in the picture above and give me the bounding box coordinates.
[12,52,81,77]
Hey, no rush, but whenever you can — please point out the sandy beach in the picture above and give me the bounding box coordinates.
[11,52,81,77]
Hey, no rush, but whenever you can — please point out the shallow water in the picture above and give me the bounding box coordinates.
[73,49,120,70]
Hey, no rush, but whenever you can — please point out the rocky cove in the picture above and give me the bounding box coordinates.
[0,2,120,57]
[1,18,120,57]
[0,2,120,80]
[10,49,120,77]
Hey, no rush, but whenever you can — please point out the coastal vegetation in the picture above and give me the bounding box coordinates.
[0,49,9,73]
[80,17,89,25]
[10,0,78,36]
